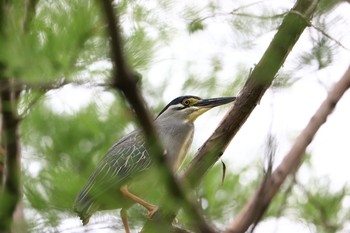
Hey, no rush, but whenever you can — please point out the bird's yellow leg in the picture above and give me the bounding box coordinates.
[120,208,131,233]
[120,186,158,218]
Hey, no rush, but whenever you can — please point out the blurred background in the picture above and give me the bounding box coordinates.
[1,0,350,232]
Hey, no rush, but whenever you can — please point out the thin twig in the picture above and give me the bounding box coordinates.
[289,9,349,50]
[190,10,285,27]
[189,0,285,27]
[0,79,111,93]
[191,1,348,51]
[18,92,44,120]
[247,135,277,233]
[311,23,349,50]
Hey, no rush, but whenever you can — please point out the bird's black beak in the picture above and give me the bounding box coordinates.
[194,96,236,108]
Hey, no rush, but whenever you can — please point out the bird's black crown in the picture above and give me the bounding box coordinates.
[156,95,201,118]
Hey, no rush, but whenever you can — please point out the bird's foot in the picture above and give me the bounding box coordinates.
[147,205,158,219]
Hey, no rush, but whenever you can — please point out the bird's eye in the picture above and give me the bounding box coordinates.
[183,99,191,106]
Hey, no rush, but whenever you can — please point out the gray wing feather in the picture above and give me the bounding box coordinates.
[74,130,152,223]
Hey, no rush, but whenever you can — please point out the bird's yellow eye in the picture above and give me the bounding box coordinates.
[182,99,191,106]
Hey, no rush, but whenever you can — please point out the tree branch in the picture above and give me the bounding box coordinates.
[225,65,350,233]
[99,0,158,139]
[0,2,29,231]
[310,22,349,50]
[99,1,214,232]
[190,1,286,27]
[183,0,318,187]
[0,78,21,232]
[144,0,319,230]
[182,0,318,189]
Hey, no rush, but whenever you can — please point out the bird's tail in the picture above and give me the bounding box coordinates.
[73,190,99,225]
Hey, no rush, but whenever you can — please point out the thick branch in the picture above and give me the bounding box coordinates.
[144,0,318,230]
[0,79,21,233]
[225,65,350,233]
[99,1,213,232]
[99,0,157,145]
[0,2,25,231]
[182,0,317,186]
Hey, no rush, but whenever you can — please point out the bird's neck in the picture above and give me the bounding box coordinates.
[155,119,194,172]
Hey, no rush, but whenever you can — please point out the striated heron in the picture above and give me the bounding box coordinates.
[74,95,236,232]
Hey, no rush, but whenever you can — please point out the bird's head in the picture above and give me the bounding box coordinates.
[156,95,236,123]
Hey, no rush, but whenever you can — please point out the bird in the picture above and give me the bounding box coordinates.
[74,95,236,233]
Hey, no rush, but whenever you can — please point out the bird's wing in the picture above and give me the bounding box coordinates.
[74,130,152,215]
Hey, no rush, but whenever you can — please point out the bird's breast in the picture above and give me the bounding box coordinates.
[157,121,194,172]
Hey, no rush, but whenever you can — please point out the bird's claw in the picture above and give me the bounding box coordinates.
[147,206,158,219]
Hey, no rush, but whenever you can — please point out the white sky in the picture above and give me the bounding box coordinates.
[47,0,350,232]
